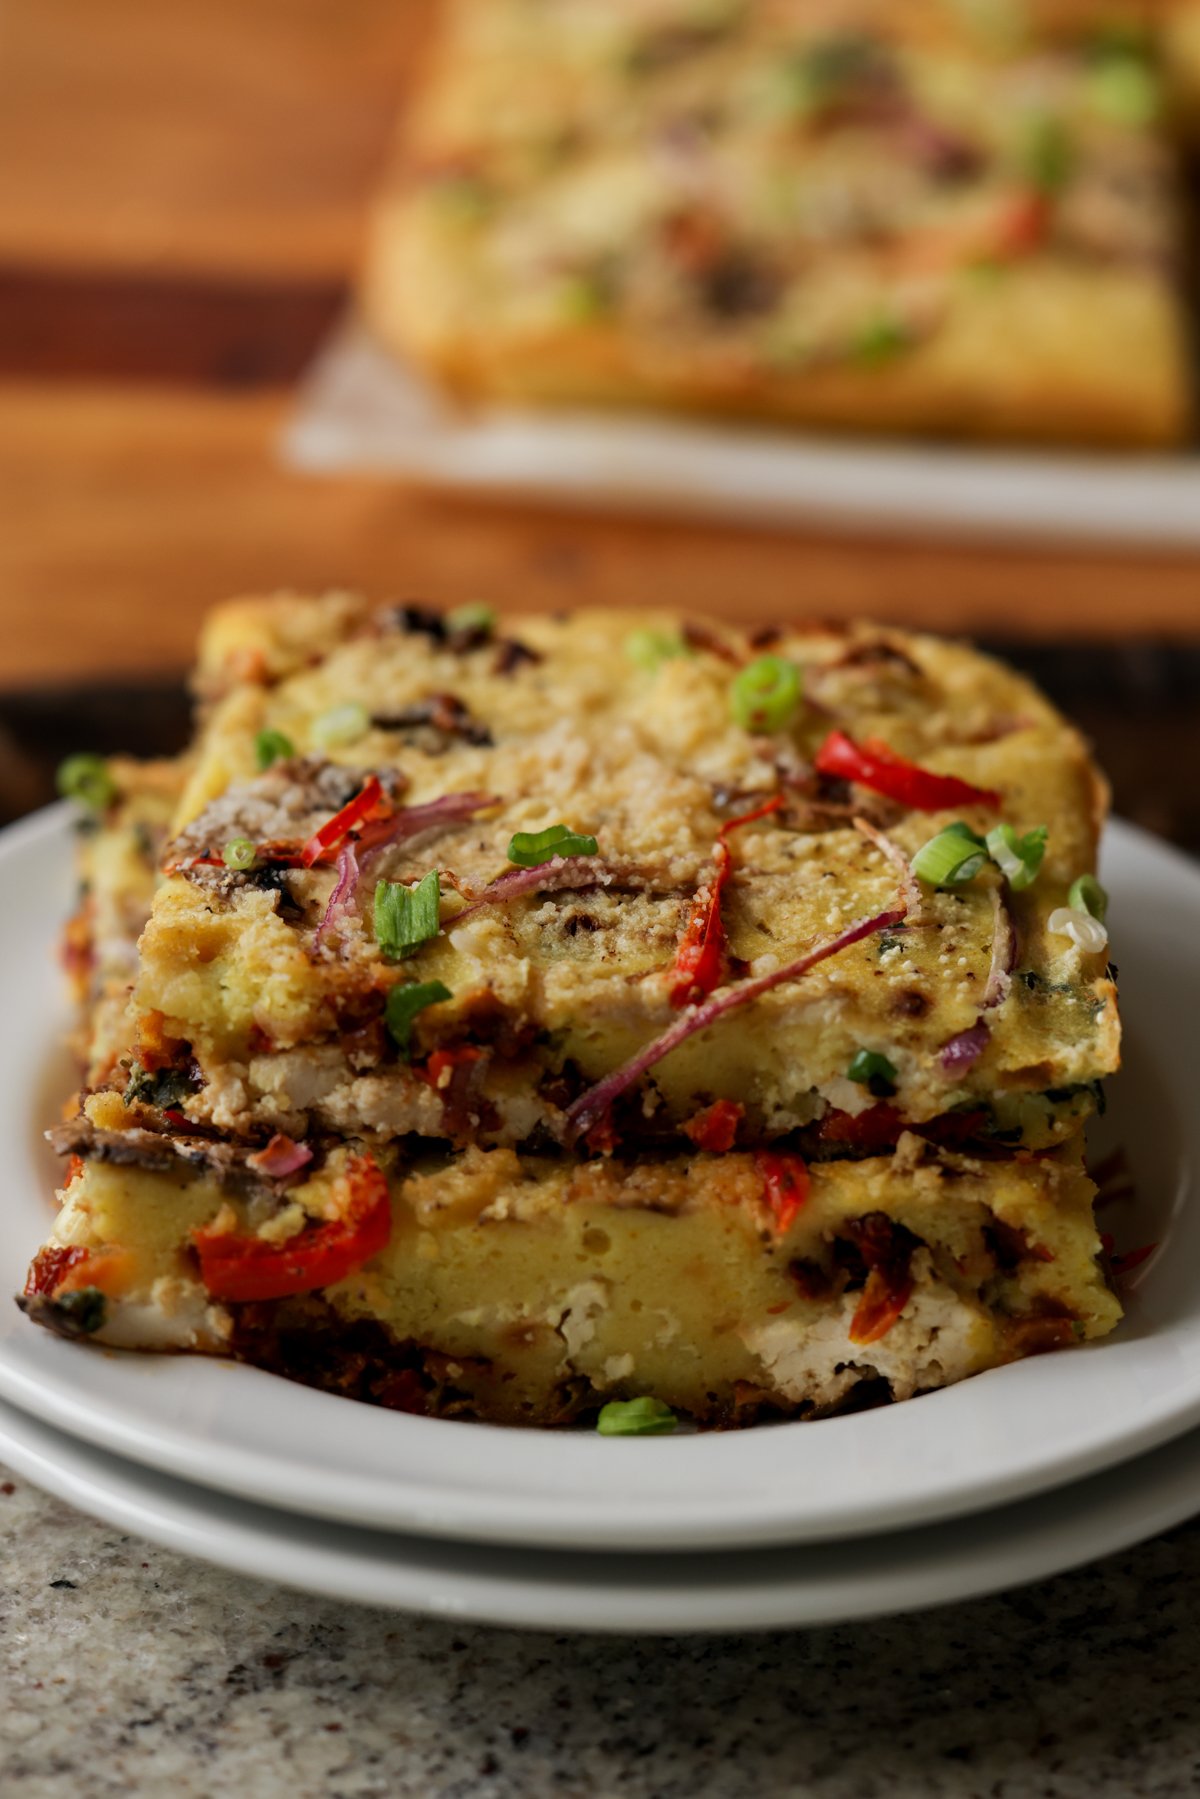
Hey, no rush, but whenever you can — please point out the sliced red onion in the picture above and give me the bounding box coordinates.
[449,855,612,922]
[245,1134,313,1180]
[853,816,922,919]
[312,841,360,950]
[939,1020,990,1075]
[564,904,906,1147]
[357,791,498,868]
[982,887,1017,1010]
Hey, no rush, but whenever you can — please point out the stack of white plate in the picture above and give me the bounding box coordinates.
[2,808,1199,1635]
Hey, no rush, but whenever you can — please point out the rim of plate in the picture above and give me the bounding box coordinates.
[4,1391,1200,1633]
[0,803,1196,1553]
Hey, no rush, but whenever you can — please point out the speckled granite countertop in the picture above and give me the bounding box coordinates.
[2,1468,1197,1798]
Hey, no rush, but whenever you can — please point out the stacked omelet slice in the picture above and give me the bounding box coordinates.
[20,599,1123,1426]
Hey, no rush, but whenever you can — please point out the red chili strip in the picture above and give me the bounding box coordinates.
[683,1099,744,1153]
[192,1154,391,1302]
[669,795,784,1007]
[849,1268,914,1345]
[1110,1243,1156,1277]
[300,776,391,868]
[755,1151,810,1234]
[815,730,1001,812]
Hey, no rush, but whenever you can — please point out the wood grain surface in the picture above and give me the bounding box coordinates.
[0,0,1198,698]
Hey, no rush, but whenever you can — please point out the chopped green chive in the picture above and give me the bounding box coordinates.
[312,702,370,749]
[910,822,988,889]
[56,753,117,813]
[986,823,1048,892]
[730,655,803,733]
[507,824,598,866]
[559,272,612,322]
[384,980,452,1058]
[447,602,495,636]
[222,837,257,872]
[1022,113,1073,195]
[596,1396,677,1437]
[852,312,910,366]
[847,1049,898,1098]
[53,1287,107,1336]
[255,728,295,771]
[1086,55,1160,126]
[1069,874,1108,923]
[626,628,688,671]
[374,870,441,960]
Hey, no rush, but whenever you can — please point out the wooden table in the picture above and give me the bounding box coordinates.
[2,0,1200,833]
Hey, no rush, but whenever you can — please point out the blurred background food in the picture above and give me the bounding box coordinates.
[1,0,1199,844]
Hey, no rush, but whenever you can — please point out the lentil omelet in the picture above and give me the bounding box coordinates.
[20,597,1124,1426]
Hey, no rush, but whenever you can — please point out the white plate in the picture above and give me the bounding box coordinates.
[0,805,1194,1552]
[282,319,1200,547]
[4,1388,1200,1634]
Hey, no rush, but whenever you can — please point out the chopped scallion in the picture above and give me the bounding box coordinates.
[447,603,495,636]
[1086,55,1159,126]
[730,655,803,733]
[986,822,1048,891]
[56,753,117,813]
[255,728,295,771]
[1022,113,1073,195]
[384,980,452,1058]
[222,837,256,871]
[910,822,988,889]
[374,870,441,960]
[1068,873,1108,923]
[847,1048,898,1097]
[312,702,370,749]
[596,1396,677,1437]
[507,824,598,866]
[626,628,688,671]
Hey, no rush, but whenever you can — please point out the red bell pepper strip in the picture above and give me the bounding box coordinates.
[669,795,784,1007]
[1110,1242,1156,1277]
[192,1153,391,1302]
[849,1267,914,1344]
[755,1150,811,1234]
[814,731,1001,812]
[300,776,391,868]
[683,1099,744,1153]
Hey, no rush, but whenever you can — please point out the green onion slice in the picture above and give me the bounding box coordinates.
[1086,55,1160,126]
[447,603,495,636]
[847,1049,898,1097]
[625,628,688,671]
[507,824,598,867]
[374,870,441,960]
[986,822,1048,892]
[596,1396,677,1437]
[56,753,117,813]
[384,980,452,1059]
[312,701,370,749]
[255,728,295,771]
[222,837,256,871]
[910,822,988,889]
[1068,873,1108,923]
[730,655,803,733]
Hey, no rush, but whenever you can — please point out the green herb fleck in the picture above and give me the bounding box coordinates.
[508,824,598,867]
[985,822,1047,891]
[847,1048,898,1098]
[1068,873,1108,923]
[596,1396,678,1437]
[730,655,803,733]
[255,728,295,771]
[222,837,256,872]
[1086,54,1160,126]
[852,312,910,366]
[57,754,117,813]
[384,980,452,1058]
[1022,113,1073,195]
[374,870,441,960]
[447,603,495,637]
[625,629,689,670]
[53,1287,107,1337]
[312,702,370,749]
[910,822,988,889]
[123,1065,196,1110]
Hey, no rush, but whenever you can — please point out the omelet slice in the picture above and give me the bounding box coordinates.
[20,1124,1120,1426]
